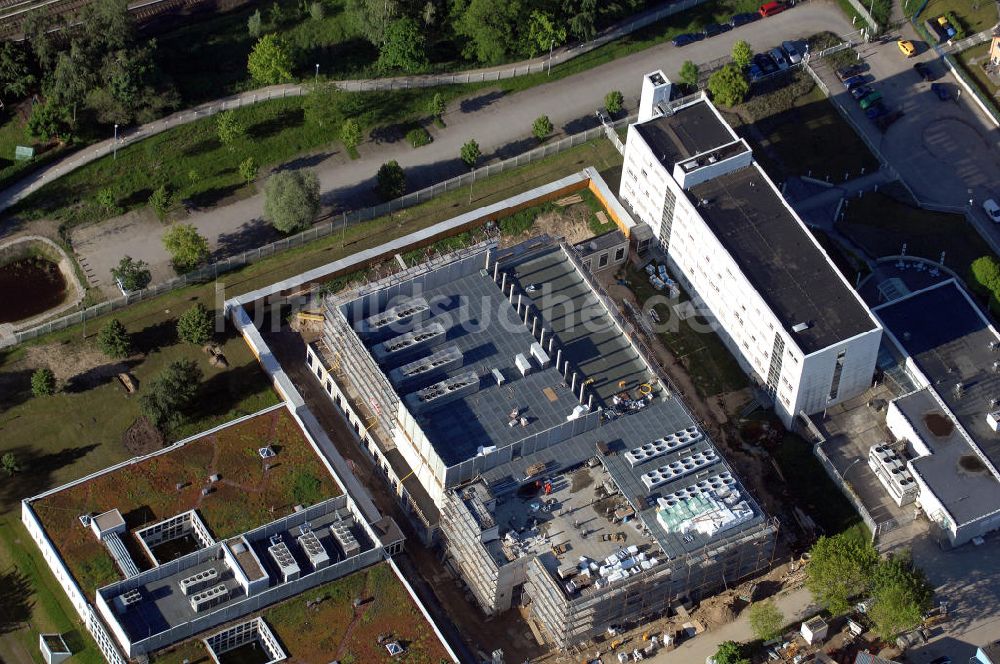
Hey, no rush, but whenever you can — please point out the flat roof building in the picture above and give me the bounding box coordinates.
[620,71,882,426]
[320,235,776,647]
[874,279,1000,545]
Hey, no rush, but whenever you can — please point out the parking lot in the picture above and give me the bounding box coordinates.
[810,27,1000,210]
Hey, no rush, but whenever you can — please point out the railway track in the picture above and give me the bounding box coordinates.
[0,0,207,39]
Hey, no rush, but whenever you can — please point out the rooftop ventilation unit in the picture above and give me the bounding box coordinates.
[868,444,917,507]
[268,541,300,583]
[179,567,219,596]
[389,345,463,386]
[297,528,330,571]
[640,450,719,491]
[189,584,229,613]
[360,298,430,338]
[515,353,532,376]
[373,322,447,363]
[989,411,1000,433]
[626,426,703,467]
[118,589,142,610]
[530,342,551,368]
[492,368,506,386]
[331,517,360,558]
[792,322,811,333]
[655,472,738,509]
[406,371,480,414]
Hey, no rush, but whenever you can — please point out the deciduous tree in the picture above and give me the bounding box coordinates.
[679,60,700,89]
[111,256,151,292]
[247,34,294,86]
[525,10,566,57]
[98,319,132,358]
[162,223,210,273]
[216,110,246,150]
[263,170,321,233]
[376,160,406,200]
[341,118,362,150]
[239,156,259,184]
[604,90,624,115]
[148,184,172,221]
[732,39,754,69]
[460,139,481,167]
[748,600,785,642]
[868,554,933,641]
[139,359,202,430]
[806,533,879,615]
[377,18,428,73]
[713,641,750,664]
[532,114,553,141]
[1,452,19,476]
[31,368,55,397]
[177,303,215,345]
[707,64,749,108]
[454,0,521,64]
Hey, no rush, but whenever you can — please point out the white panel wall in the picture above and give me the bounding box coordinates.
[620,127,669,237]
[793,327,881,418]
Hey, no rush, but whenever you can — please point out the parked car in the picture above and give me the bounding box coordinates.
[672,33,703,47]
[983,199,1000,222]
[747,64,765,81]
[913,61,933,81]
[859,91,883,109]
[875,109,904,132]
[729,11,760,26]
[865,101,888,119]
[754,52,779,74]
[897,38,916,57]
[843,75,868,91]
[769,47,790,70]
[850,85,874,100]
[759,1,786,16]
[928,657,952,664]
[931,82,951,100]
[836,63,868,80]
[703,22,731,37]
[782,40,803,63]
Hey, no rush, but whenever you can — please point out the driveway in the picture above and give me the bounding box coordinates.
[71,1,855,295]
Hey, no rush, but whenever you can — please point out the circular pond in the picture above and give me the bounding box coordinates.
[0,237,83,326]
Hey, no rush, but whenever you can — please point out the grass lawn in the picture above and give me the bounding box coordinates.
[0,516,105,664]
[811,227,871,284]
[956,43,1000,108]
[152,563,450,663]
[623,263,748,398]
[835,187,991,278]
[910,0,1000,34]
[771,431,869,542]
[723,71,879,183]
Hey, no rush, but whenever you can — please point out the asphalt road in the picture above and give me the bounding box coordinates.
[70,1,855,295]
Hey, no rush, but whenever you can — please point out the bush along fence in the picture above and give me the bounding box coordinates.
[2,118,632,349]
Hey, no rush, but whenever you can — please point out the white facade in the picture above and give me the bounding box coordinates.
[619,78,881,426]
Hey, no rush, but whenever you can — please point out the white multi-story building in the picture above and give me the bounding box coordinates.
[619,71,883,426]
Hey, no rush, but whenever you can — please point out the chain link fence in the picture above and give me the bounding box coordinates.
[4,117,632,349]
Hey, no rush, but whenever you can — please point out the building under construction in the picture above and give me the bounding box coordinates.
[316,236,777,648]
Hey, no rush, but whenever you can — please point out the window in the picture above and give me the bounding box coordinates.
[829,350,847,401]
[599,253,609,268]
[615,247,625,262]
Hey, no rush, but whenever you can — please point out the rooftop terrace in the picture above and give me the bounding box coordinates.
[689,165,877,354]
[31,405,342,595]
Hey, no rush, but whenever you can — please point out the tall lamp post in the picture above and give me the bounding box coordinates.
[315,63,320,81]
[113,124,119,160]
[548,39,555,76]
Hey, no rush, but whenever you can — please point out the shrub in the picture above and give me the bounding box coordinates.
[532,115,553,141]
[162,224,210,273]
[98,319,132,358]
[341,119,362,151]
[748,600,785,642]
[971,255,1000,295]
[111,256,151,292]
[263,170,321,233]
[604,90,624,115]
[376,161,406,200]
[460,139,482,167]
[148,185,172,221]
[177,303,215,345]
[406,126,432,148]
[239,156,259,185]
[679,60,700,89]
[707,64,749,108]
[31,368,55,397]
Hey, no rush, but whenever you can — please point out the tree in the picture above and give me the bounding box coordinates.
[247,8,263,37]
[868,555,933,641]
[162,223,210,273]
[532,115,553,141]
[303,82,342,128]
[428,92,446,120]
[713,641,750,664]
[679,60,700,89]
[806,533,879,615]
[27,101,70,141]
[564,0,598,41]
[341,118,362,150]
[97,319,132,358]
[454,0,521,64]
[247,34,294,86]
[345,0,400,46]
[748,600,785,642]
[1,452,18,476]
[239,156,259,185]
[0,41,36,99]
[377,17,428,73]
[309,1,325,20]
[177,303,215,345]
[707,64,749,108]
[460,139,481,167]
[111,255,151,292]
[604,90,624,115]
[971,255,1000,294]
[216,111,246,150]
[31,368,55,397]
[263,170,321,233]
[148,184,171,221]
[139,359,202,430]
[376,160,406,200]
[525,10,567,57]
[732,39,754,70]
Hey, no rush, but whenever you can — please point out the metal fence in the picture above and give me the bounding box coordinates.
[4,118,630,349]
